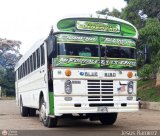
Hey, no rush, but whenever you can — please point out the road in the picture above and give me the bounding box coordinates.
[0,100,160,136]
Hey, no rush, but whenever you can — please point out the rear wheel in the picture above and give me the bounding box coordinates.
[29,108,36,116]
[39,97,57,127]
[99,113,118,125]
[20,97,29,117]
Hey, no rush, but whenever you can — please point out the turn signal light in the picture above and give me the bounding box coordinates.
[127,72,133,78]
[65,69,71,76]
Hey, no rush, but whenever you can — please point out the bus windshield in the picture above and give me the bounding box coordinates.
[55,34,136,69]
[56,43,136,69]
[58,43,99,57]
[101,46,136,59]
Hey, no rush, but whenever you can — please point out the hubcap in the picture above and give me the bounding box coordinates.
[40,103,47,122]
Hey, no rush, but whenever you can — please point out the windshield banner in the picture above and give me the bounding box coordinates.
[55,56,136,69]
[57,34,136,47]
[55,56,100,68]
[101,58,136,68]
[100,37,136,47]
[57,34,98,44]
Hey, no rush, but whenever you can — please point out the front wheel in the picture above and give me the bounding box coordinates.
[99,113,118,125]
[39,97,57,127]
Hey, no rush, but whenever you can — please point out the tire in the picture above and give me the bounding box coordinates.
[43,116,58,128]
[99,113,118,125]
[39,97,57,127]
[29,108,36,117]
[20,98,29,117]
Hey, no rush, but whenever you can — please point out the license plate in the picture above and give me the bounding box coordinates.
[97,106,108,112]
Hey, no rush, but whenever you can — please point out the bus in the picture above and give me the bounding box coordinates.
[15,15,139,128]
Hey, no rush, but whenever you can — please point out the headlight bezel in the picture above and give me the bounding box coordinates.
[127,81,134,94]
[65,80,72,94]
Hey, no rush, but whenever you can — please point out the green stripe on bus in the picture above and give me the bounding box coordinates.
[49,92,54,115]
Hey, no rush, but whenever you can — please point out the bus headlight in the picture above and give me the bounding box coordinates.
[127,81,133,94]
[65,80,72,94]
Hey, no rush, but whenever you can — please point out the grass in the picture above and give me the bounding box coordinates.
[137,80,160,102]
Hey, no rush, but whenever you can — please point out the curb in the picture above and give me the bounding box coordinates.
[140,101,160,111]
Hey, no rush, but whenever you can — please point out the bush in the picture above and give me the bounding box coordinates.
[138,64,153,80]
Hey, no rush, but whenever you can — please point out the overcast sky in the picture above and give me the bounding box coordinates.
[0,0,126,55]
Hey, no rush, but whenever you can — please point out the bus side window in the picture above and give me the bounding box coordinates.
[40,45,45,66]
[29,55,32,72]
[27,58,30,74]
[36,48,40,68]
[25,61,28,75]
[17,69,19,80]
[33,52,37,70]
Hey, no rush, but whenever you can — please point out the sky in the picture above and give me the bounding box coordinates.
[0,0,126,55]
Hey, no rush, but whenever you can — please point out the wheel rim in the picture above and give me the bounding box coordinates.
[40,103,47,122]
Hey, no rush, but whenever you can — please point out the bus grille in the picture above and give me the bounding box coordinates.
[87,80,113,102]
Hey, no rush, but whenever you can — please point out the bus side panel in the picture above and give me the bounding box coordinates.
[17,66,47,108]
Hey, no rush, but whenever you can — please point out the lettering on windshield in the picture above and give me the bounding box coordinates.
[55,56,136,68]
[103,37,136,47]
[57,34,97,43]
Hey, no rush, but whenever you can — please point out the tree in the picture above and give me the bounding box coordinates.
[121,0,144,28]
[108,8,121,18]
[124,0,131,4]
[96,8,121,18]
[0,38,22,96]
[139,18,160,65]
[96,8,110,15]
[121,0,160,28]
[0,66,5,85]
[0,38,22,69]
[137,18,160,79]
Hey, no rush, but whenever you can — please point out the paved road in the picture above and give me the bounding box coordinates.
[0,100,160,136]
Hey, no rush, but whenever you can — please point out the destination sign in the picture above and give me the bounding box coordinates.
[76,21,120,33]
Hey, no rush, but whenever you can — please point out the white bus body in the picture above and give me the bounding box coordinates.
[15,15,139,127]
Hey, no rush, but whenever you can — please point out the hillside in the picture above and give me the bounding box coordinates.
[137,80,160,102]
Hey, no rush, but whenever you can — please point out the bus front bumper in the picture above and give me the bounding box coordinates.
[54,101,139,116]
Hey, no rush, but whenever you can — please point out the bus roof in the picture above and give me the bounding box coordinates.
[57,14,138,39]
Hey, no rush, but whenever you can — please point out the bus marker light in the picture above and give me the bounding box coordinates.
[65,69,71,76]
[127,72,133,78]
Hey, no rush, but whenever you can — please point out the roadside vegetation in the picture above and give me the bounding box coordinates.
[0,39,21,97]
[137,80,160,102]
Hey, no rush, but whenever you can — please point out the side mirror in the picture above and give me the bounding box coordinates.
[144,44,150,64]
[47,36,57,59]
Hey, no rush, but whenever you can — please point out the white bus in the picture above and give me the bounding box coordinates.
[15,15,139,127]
